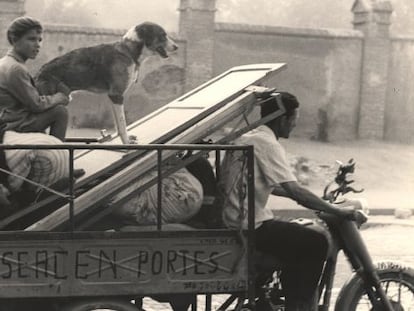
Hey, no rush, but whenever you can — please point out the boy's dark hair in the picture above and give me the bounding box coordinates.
[260,91,300,119]
[7,16,42,45]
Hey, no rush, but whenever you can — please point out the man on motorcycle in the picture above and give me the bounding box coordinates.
[219,92,362,311]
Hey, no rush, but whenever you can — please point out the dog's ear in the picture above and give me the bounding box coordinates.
[136,22,164,46]
[136,23,154,46]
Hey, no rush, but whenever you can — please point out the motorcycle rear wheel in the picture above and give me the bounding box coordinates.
[335,264,414,311]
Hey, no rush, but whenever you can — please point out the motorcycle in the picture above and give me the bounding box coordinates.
[221,159,414,311]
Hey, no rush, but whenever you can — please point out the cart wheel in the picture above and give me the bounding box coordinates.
[62,298,138,311]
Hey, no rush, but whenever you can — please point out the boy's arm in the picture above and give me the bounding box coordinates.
[7,65,68,112]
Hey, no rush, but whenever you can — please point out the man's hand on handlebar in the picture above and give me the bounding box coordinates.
[335,206,368,226]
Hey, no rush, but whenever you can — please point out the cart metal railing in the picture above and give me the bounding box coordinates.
[0,143,256,308]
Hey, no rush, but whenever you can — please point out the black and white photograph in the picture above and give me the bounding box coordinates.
[0,0,412,310]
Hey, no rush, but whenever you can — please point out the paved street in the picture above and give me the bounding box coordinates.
[140,216,414,310]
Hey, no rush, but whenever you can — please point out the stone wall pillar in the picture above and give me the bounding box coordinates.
[0,0,25,55]
[178,0,216,92]
[352,0,393,139]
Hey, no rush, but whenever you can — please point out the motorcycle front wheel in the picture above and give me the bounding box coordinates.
[335,263,414,311]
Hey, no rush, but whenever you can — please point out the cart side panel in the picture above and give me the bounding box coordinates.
[0,232,247,298]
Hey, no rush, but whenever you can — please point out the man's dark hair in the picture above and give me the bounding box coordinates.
[7,16,42,45]
[260,91,300,119]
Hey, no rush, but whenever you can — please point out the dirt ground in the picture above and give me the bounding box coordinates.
[269,137,414,212]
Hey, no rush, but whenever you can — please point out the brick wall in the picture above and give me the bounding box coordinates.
[385,36,414,143]
[358,36,390,139]
[178,0,216,91]
[353,0,393,140]
[181,0,413,143]
[213,23,363,141]
[0,0,412,143]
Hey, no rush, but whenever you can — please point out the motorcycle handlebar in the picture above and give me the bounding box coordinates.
[317,208,368,227]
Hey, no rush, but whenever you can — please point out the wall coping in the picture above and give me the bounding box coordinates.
[43,23,182,41]
[215,22,364,40]
[391,35,414,42]
[43,23,126,36]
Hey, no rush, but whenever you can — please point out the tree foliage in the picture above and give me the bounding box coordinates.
[216,0,413,34]
[24,0,414,35]
[391,1,414,34]
[26,0,100,26]
[25,0,179,30]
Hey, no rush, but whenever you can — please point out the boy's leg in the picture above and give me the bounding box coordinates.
[25,105,68,141]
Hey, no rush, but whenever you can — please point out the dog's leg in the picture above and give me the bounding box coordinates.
[108,94,137,144]
[110,102,130,144]
[109,79,138,144]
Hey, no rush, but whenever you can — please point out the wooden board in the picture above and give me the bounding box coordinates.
[26,63,286,231]
[0,231,247,298]
[74,63,286,180]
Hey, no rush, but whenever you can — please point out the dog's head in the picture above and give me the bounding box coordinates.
[123,22,178,58]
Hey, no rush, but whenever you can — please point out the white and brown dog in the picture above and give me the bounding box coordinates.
[35,22,178,144]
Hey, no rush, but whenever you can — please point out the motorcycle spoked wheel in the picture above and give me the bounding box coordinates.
[335,265,414,311]
[61,298,139,311]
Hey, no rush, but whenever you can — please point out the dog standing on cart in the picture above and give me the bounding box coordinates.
[35,22,178,144]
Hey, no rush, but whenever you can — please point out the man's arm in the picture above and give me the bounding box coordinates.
[279,180,357,219]
[271,183,290,197]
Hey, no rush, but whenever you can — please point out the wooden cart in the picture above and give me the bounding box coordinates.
[0,64,286,311]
